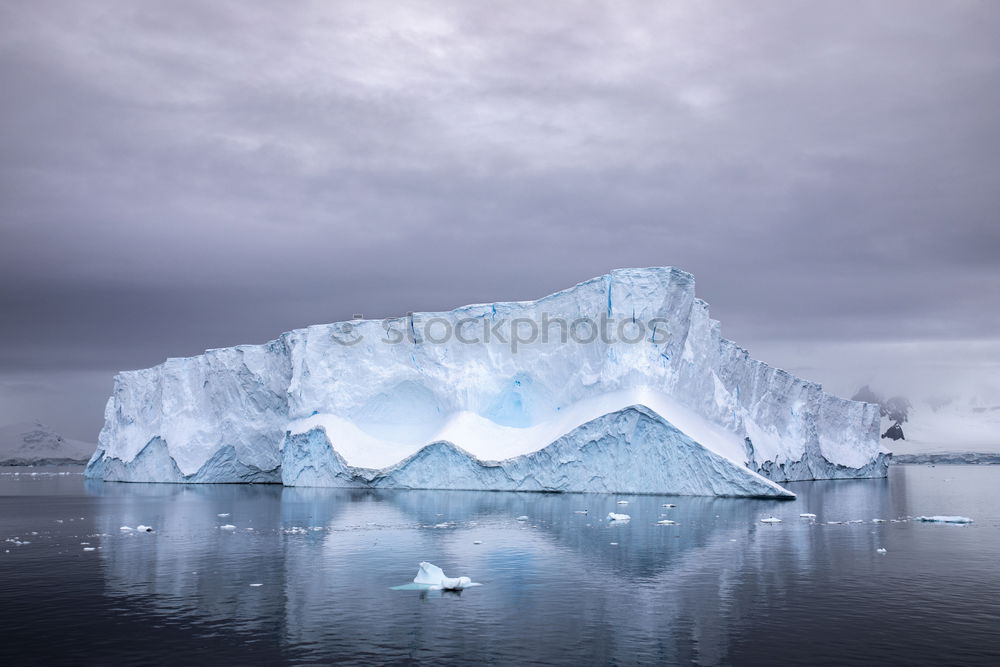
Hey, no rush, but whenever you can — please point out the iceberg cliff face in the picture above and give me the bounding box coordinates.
[86,267,888,496]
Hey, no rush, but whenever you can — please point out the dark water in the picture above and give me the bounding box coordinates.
[1,466,999,666]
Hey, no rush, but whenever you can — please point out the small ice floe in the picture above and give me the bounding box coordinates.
[83,547,96,552]
[872,519,886,523]
[607,513,631,522]
[574,510,588,514]
[136,525,153,532]
[80,542,90,545]
[609,542,618,546]
[827,521,843,525]
[915,516,974,524]
[516,516,529,522]
[656,520,678,526]
[119,526,132,532]
[250,583,263,587]
[391,562,481,591]
[217,513,230,518]
[473,540,482,545]
[876,548,887,554]
[847,520,864,524]
[799,513,817,519]
[760,517,782,524]
[220,524,237,531]
[616,500,629,505]
[433,523,450,529]
[662,504,676,508]
[283,526,308,535]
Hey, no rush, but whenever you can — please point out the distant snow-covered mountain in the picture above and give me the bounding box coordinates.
[0,421,95,465]
[853,386,1000,455]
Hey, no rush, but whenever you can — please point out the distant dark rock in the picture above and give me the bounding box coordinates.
[881,423,905,440]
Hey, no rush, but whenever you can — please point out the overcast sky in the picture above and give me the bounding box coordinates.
[2,0,999,439]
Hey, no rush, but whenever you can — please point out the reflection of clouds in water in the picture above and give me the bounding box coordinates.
[86,480,895,664]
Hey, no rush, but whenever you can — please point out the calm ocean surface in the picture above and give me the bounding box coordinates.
[1,464,998,666]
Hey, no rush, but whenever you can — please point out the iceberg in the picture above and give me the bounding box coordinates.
[86,267,888,497]
[392,562,478,591]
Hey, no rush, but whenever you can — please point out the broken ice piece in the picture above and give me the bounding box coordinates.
[799,513,817,518]
[876,548,887,554]
[516,516,529,521]
[391,562,480,591]
[607,513,630,522]
[136,525,153,532]
[760,517,782,524]
[616,500,629,505]
[915,516,973,524]
[220,524,237,530]
[217,513,230,517]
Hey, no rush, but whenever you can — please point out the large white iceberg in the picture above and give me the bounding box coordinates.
[85,267,889,496]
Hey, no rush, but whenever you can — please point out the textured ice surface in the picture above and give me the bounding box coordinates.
[86,267,887,495]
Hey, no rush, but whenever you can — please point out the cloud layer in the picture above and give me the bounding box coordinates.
[2,1,998,436]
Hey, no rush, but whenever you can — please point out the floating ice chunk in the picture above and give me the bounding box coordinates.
[607,513,630,522]
[760,517,782,524]
[872,519,886,523]
[609,542,618,546]
[915,516,973,524]
[516,516,529,521]
[799,513,817,518]
[396,561,478,591]
[574,510,588,514]
[119,526,132,531]
[876,548,887,554]
[136,525,153,532]
[217,513,230,517]
[83,547,95,552]
[220,524,237,530]
[662,504,676,508]
[250,583,263,587]
[473,540,482,545]
[656,520,678,525]
[616,500,629,505]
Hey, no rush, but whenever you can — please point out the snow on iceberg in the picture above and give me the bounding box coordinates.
[392,562,479,591]
[85,267,888,496]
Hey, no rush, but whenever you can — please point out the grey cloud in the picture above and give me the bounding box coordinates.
[1,0,999,438]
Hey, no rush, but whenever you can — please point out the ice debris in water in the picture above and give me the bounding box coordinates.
[250,583,263,587]
[799,513,817,518]
[473,540,482,545]
[516,516,529,522]
[662,504,676,508]
[136,525,153,532]
[220,524,237,531]
[616,500,629,505]
[915,516,973,524]
[876,548,887,554]
[656,519,678,525]
[217,513,230,517]
[574,510,588,514]
[607,513,631,522]
[760,517,782,524]
[391,562,480,591]
[83,547,96,552]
